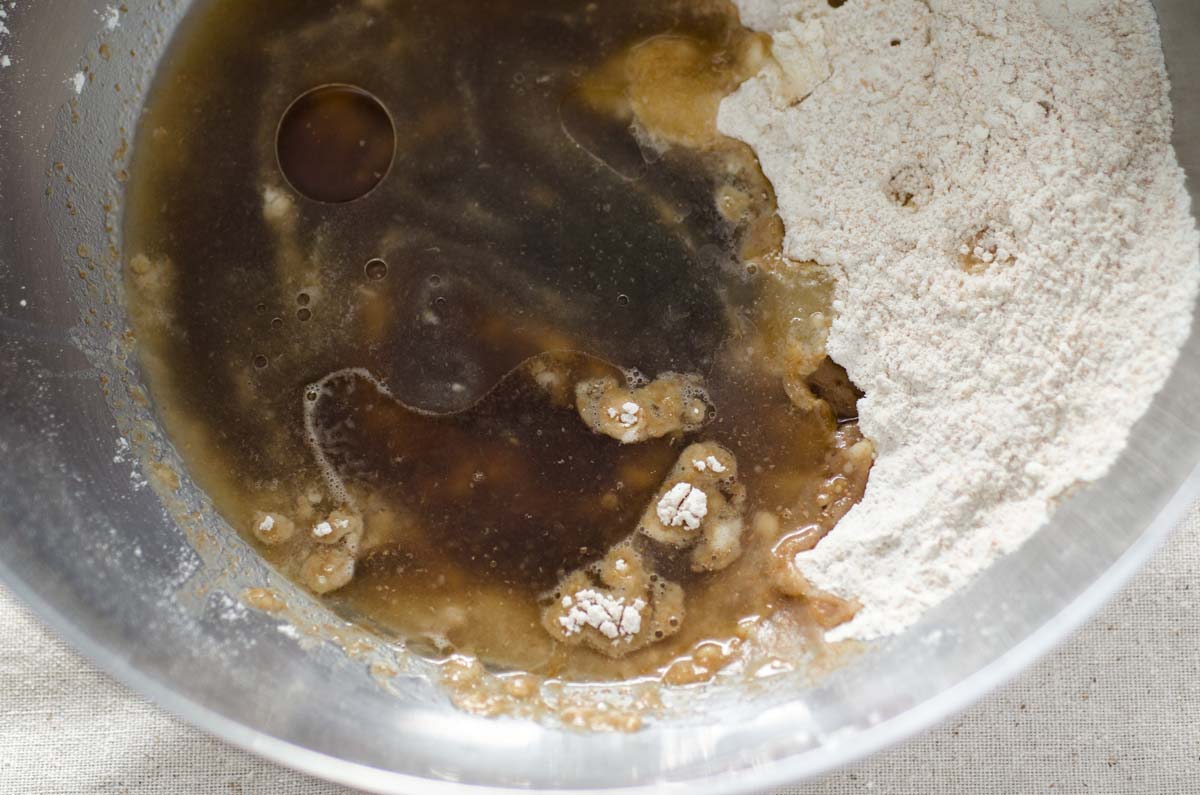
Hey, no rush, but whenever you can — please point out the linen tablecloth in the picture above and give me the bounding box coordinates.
[1,504,1197,794]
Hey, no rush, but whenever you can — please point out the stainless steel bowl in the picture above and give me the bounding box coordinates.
[1,1,1198,792]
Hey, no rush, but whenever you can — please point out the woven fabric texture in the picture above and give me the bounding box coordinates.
[1,504,1197,795]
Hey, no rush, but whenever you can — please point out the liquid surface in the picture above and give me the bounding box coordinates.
[125,0,871,683]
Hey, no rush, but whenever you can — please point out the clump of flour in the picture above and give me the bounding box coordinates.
[720,0,1199,641]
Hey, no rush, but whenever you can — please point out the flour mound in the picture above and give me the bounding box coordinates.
[720,0,1199,641]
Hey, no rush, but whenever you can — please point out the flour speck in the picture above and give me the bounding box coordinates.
[98,5,120,31]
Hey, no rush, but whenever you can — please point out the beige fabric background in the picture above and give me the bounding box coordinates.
[1,505,1197,795]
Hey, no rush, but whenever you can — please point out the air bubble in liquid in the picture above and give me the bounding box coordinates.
[365,258,388,280]
[276,84,395,204]
[622,368,649,388]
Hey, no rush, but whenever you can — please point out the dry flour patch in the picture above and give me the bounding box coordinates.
[721,0,1199,641]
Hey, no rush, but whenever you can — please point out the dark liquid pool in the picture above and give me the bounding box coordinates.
[125,0,863,680]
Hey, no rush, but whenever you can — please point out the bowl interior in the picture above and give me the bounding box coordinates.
[0,1,1198,792]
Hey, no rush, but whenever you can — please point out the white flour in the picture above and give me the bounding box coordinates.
[0,2,15,69]
[720,0,1199,641]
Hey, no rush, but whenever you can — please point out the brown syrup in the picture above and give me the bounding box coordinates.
[124,0,869,681]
